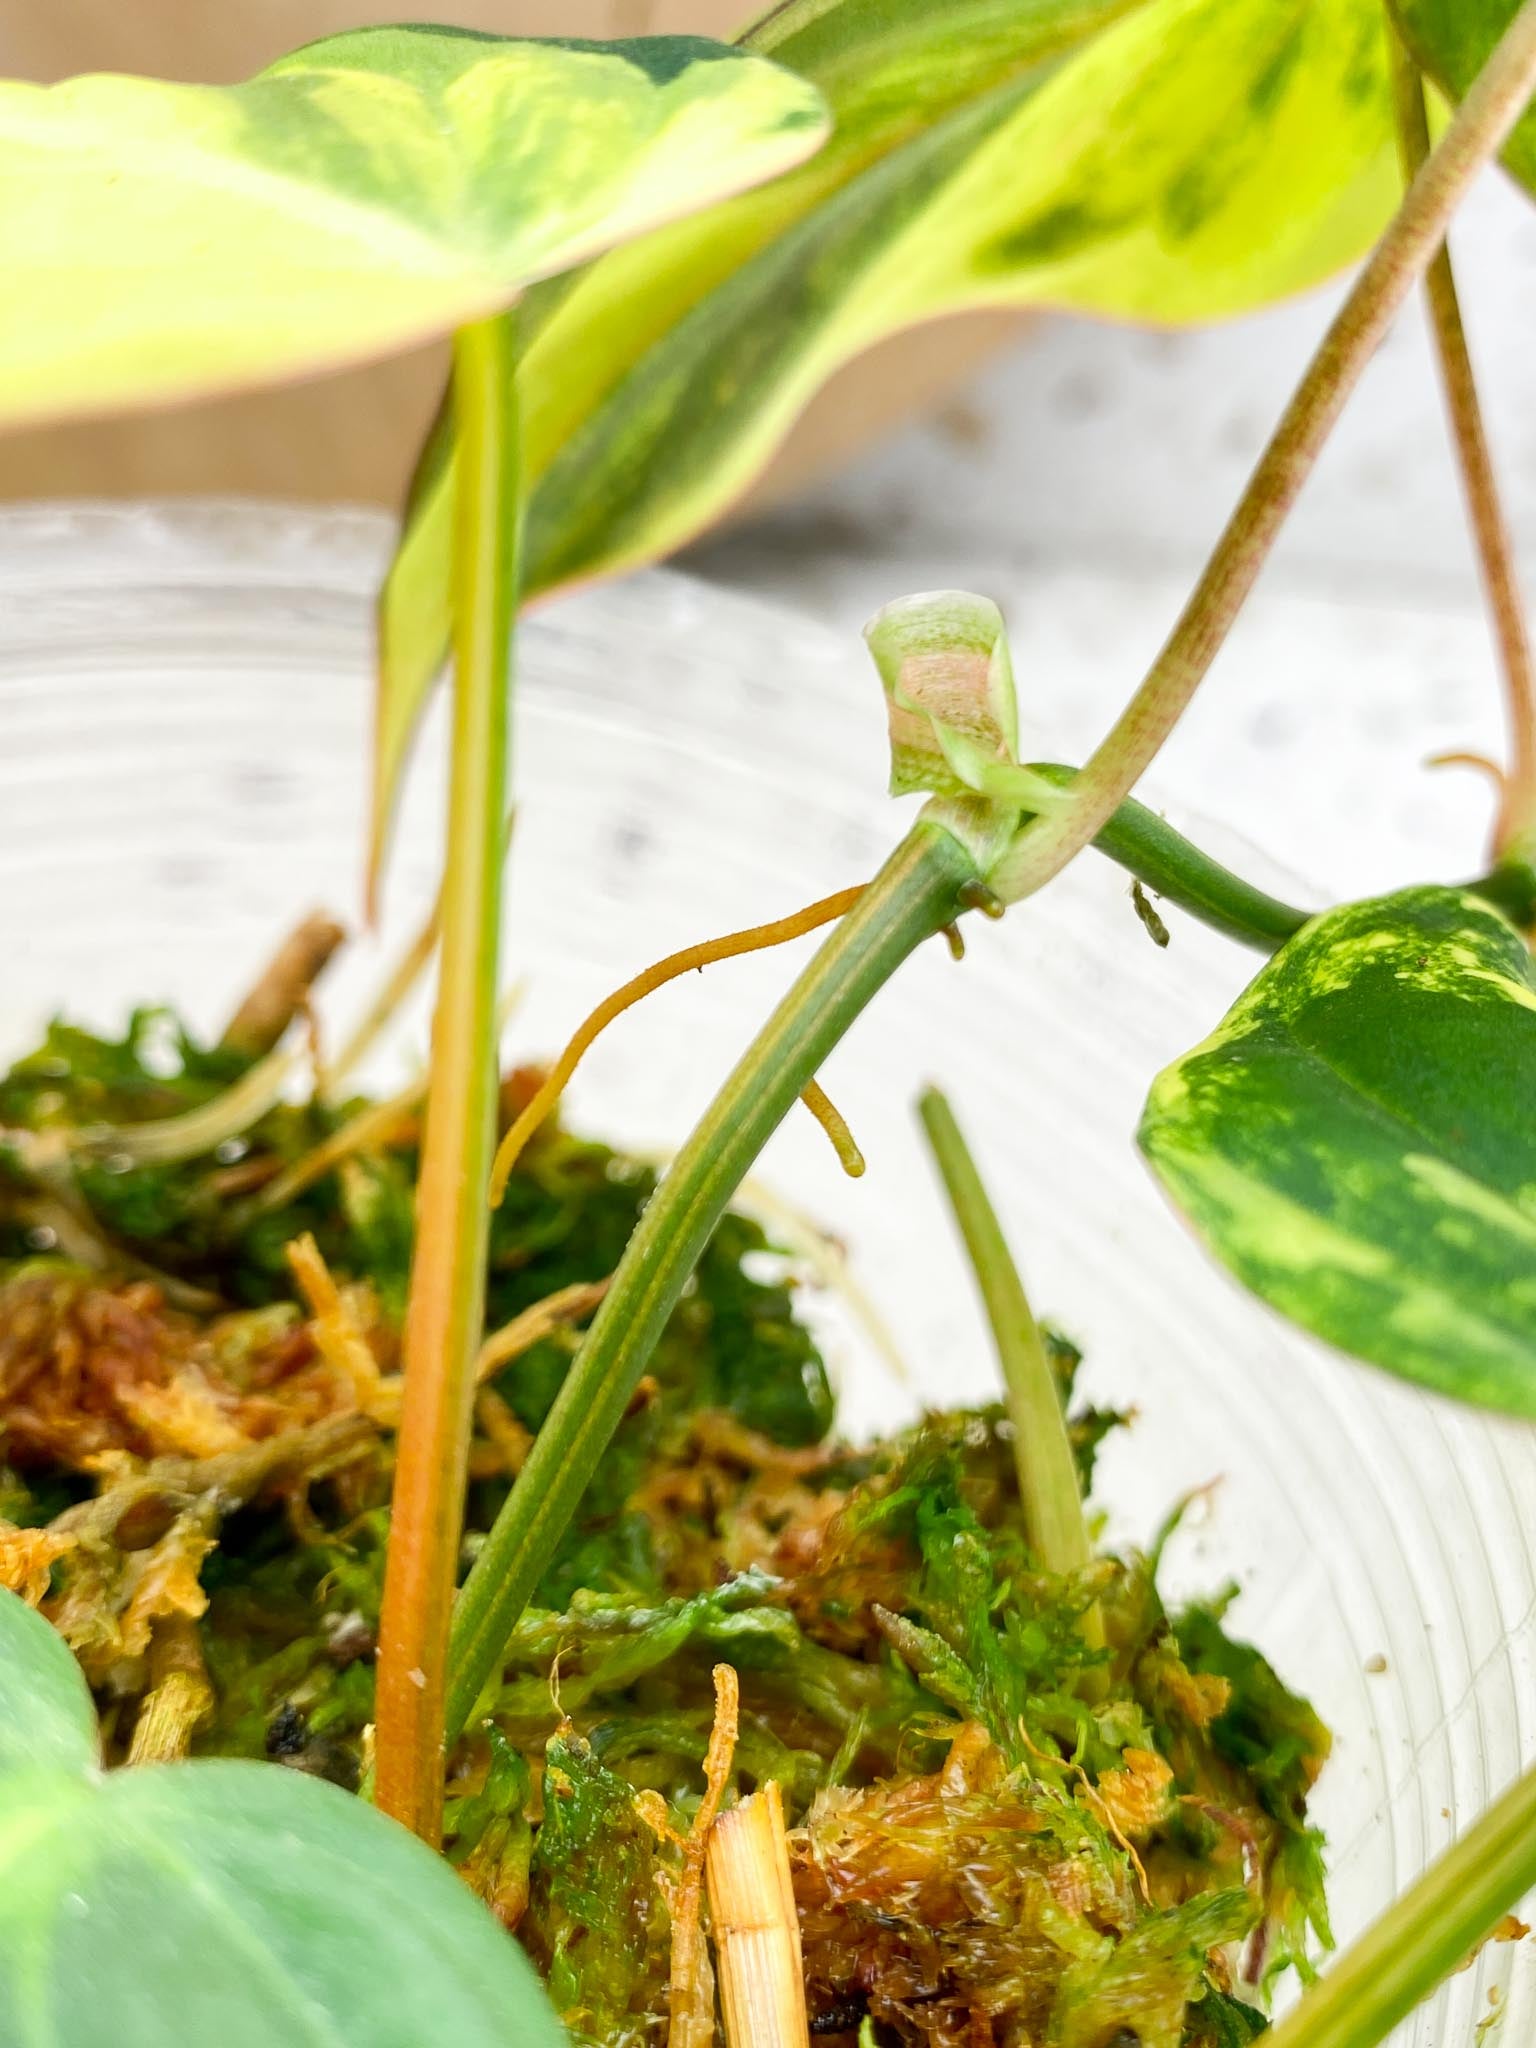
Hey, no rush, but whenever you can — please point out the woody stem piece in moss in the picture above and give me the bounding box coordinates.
[705,1782,809,2048]
[374,314,519,1845]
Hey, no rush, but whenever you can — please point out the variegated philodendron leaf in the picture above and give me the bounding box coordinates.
[0,1585,565,2046]
[1139,886,1536,1417]
[1389,0,1536,197]
[0,29,828,430]
[374,0,1400,895]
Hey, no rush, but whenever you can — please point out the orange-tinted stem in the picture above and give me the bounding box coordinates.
[374,316,519,1843]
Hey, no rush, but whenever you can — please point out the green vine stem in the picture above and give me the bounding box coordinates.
[915,1087,1098,1609]
[991,0,1536,910]
[1261,1761,1536,2048]
[1029,765,1309,950]
[444,819,980,1741]
[375,315,520,1844]
[1388,30,1536,864]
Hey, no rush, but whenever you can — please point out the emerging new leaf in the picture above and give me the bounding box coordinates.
[0,29,829,431]
[863,592,1073,877]
[867,591,1021,799]
[1140,886,1536,1417]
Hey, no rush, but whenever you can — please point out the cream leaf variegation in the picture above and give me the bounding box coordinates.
[1140,886,1536,1418]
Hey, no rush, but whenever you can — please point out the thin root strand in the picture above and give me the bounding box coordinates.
[488,885,866,1205]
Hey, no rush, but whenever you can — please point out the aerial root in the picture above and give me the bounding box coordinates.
[799,1079,865,1177]
[488,885,867,1205]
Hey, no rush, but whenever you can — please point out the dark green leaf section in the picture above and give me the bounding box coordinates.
[1140,886,1536,1416]
[0,1750,563,2048]
[0,1589,98,1779]
[1389,0,1536,196]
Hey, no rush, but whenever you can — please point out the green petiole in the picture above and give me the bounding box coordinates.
[916,1086,1099,1624]
[1028,764,1309,952]
[444,818,981,1740]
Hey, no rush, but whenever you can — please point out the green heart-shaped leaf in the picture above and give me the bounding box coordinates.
[0,28,828,431]
[0,1582,98,1780]
[1389,0,1536,197]
[1140,886,1536,1416]
[375,0,1399,889]
[0,1589,561,2046]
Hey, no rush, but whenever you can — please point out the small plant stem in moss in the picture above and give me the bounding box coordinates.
[1388,35,1536,863]
[916,1087,1098,1610]
[637,1662,741,2048]
[250,1080,423,1216]
[1260,1761,1536,2048]
[126,1615,214,1765]
[445,820,979,1738]
[324,880,444,1099]
[992,0,1536,908]
[374,315,520,1845]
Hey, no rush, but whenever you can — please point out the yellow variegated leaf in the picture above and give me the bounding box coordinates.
[375,0,1399,892]
[0,29,828,429]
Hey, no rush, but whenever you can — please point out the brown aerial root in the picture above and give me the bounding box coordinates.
[705,1776,809,2048]
[1426,747,1507,789]
[637,1663,742,2048]
[488,885,868,1205]
[220,910,347,1059]
[1390,37,1536,860]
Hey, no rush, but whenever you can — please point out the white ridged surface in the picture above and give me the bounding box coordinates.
[0,502,1530,2041]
